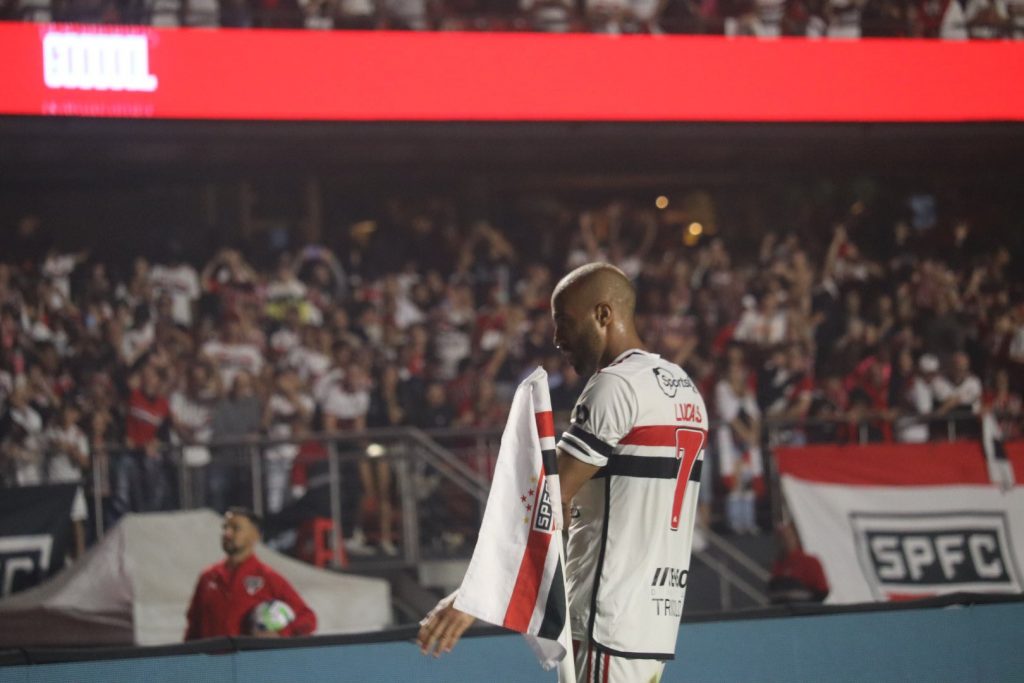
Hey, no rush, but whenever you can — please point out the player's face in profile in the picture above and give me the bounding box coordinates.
[221,513,258,556]
[552,291,602,377]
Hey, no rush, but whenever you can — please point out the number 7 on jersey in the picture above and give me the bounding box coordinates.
[671,427,706,531]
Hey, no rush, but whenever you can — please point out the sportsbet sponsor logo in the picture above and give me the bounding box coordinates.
[652,367,690,398]
[851,512,1021,599]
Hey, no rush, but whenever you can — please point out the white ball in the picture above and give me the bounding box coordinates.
[250,600,296,633]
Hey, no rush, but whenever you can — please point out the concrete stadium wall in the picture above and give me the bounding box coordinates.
[1,601,1021,683]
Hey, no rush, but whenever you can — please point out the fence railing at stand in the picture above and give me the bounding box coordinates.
[9,409,983,616]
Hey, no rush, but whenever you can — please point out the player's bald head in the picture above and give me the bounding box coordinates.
[551,263,636,319]
[551,263,643,376]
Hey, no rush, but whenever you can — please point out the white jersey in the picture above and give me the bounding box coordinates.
[558,349,708,659]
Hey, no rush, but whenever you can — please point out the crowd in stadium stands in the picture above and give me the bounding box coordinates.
[3,0,1024,39]
[0,197,1021,552]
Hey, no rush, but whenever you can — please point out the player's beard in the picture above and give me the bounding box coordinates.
[565,327,602,377]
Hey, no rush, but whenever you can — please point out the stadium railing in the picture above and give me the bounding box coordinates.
[8,409,984,617]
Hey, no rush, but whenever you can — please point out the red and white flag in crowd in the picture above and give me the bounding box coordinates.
[453,367,574,680]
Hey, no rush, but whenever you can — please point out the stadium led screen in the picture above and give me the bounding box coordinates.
[1,21,1023,122]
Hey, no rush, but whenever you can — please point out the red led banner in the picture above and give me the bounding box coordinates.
[1,21,1023,121]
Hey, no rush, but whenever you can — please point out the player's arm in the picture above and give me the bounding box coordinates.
[269,571,317,637]
[557,448,601,524]
[417,592,474,657]
[183,577,204,641]
[416,451,599,659]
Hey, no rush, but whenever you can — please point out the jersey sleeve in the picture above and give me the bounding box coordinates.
[267,570,317,637]
[183,575,205,641]
[557,371,637,468]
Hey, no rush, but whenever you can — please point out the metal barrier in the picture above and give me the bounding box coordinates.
[11,409,983,616]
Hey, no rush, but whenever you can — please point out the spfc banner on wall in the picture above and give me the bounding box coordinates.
[0,484,76,597]
[777,439,1024,604]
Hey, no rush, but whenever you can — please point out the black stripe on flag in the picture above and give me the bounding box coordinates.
[541,449,557,476]
[537,559,567,641]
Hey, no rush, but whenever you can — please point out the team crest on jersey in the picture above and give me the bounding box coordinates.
[572,403,590,425]
[653,367,690,398]
[243,575,265,595]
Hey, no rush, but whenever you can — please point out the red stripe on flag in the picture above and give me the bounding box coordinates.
[535,411,555,439]
[620,425,682,447]
[776,441,1024,486]
[503,467,553,632]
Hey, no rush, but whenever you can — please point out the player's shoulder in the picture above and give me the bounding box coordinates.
[197,560,225,581]
[601,350,692,385]
[250,556,289,583]
[603,351,703,403]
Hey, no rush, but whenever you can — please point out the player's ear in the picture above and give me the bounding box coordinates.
[594,302,612,327]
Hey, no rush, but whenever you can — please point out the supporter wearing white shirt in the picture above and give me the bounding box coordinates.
[321,363,390,555]
[45,403,90,557]
[149,261,200,327]
[201,318,265,390]
[715,364,763,534]
[170,364,217,470]
[932,351,983,415]
[263,368,314,513]
[310,338,354,404]
[896,353,935,444]
[753,0,786,35]
[42,250,85,301]
[7,385,44,484]
[733,292,788,347]
[269,307,303,360]
[824,0,865,37]
[288,326,333,388]
[321,364,370,428]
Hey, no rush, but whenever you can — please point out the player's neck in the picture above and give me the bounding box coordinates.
[226,549,254,568]
[599,334,646,369]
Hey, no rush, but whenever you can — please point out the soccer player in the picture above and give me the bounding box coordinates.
[419,263,708,682]
[185,507,317,640]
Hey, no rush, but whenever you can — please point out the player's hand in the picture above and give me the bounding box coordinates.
[253,629,282,638]
[417,600,475,658]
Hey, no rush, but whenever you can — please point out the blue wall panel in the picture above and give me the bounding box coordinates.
[2,602,1021,683]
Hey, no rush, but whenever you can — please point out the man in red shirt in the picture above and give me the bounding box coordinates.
[113,364,171,516]
[768,522,830,604]
[185,507,317,640]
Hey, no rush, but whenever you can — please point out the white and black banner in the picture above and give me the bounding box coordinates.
[777,439,1024,604]
[0,484,76,597]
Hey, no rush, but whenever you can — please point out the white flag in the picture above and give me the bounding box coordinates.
[454,367,574,678]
